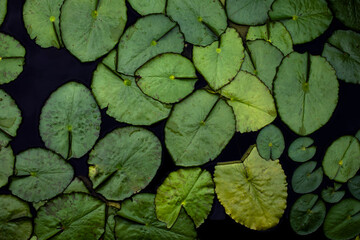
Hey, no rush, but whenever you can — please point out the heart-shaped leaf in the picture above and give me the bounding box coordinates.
[321,186,345,203]
[256,124,285,160]
[288,137,317,162]
[291,161,323,194]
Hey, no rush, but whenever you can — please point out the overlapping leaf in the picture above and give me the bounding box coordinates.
[328,0,360,31]
[128,0,166,15]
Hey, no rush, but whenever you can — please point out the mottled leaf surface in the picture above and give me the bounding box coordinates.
[256,124,285,160]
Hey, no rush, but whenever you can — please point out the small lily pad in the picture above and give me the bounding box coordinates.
[0,0,7,26]
[288,137,317,162]
[328,0,360,31]
[256,124,285,160]
[321,186,345,203]
[0,145,14,188]
[348,176,360,200]
[291,161,323,194]
[128,0,166,15]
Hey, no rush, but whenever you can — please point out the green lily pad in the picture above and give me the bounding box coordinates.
[60,0,127,62]
[155,168,214,228]
[290,194,326,235]
[136,53,197,104]
[220,71,277,133]
[0,145,13,188]
[0,0,6,26]
[115,193,197,240]
[23,0,64,49]
[322,30,360,84]
[324,198,360,240]
[9,148,74,202]
[117,14,184,75]
[321,186,345,203]
[128,0,165,15]
[103,207,117,240]
[88,126,162,201]
[166,0,227,46]
[328,0,360,31]
[165,89,235,166]
[322,136,360,183]
[35,193,106,240]
[226,0,275,25]
[288,137,317,162]
[0,195,33,240]
[63,177,89,194]
[291,161,323,194]
[0,33,26,85]
[39,81,101,159]
[356,129,360,141]
[256,124,285,160]
[246,21,293,56]
[269,0,333,44]
[193,27,245,90]
[274,52,338,136]
[348,176,360,200]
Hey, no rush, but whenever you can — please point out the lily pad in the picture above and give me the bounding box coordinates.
[246,21,293,56]
[356,130,360,141]
[9,148,74,202]
[60,0,127,62]
[128,0,166,15]
[166,0,227,46]
[88,126,162,201]
[136,53,197,104]
[226,0,275,25]
[321,186,345,203]
[63,177,89,194]
[155,168,214,228]
[269,0,333,44]
[193,27,245,90]
[274,52,338,136]
[256,124,285,160]
[23,0,64,49]
[0,33,26,85]
[39,81,101,159]
[322,136,360,183]
[214,145,287,230]
[291,161,323,194]
[103,207,117,240]
[165,89,235,166]
[348,176,360,200]
[324,198,360,240]
[115,193,197,240]
[117,14,184,75]
[322,30,360,84]
[34,193,106,240]
[288,137,317,162]
[290,194,326,235]
[0,145,13,187]
[328,0,360,31]
[220,71,277,133]
[0,195,33,240]
[0,0,6,26]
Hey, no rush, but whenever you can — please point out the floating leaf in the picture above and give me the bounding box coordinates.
[128,0,165,15]
[60,0,127,62]
[166,0,227,46]
[256,124,285,160]
[39,81,101,159]
[328,0,360,31]
[274,52,338,136]
[88,126,162,201]
[356,130,360,141]
[348,176,360,200]
[0,33,26,85]
[155,168,214,228]
[0,195,33,240]
[63,177,88,194]
[269,0,333,44]
[291,161,323,194]
[103,207,117,240]
[117,14,184,75]
[0,0,6,26]
[322,136,360,183]
[288,137,316,162]
[324,198,360,240]
[35,193,106,240]
[0,145,13,188]
[136,53,197,104]
[220,71,277,133]
[214,145,287,230]
[115,193,197,240]
[165,90,235,166]
[290,194,326,235]
[193,27,245,90]
[322,30,360,84]
[321,186,345,203]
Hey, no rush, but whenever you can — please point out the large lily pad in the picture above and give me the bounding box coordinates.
[328,0,360,31]
[88,126,162,201]
[274,52,338,136]
[0,195,33,240]
[165,89,235,166]
[0,145,14,187]
[348,176,360,200]
[269,0,333,44]
[117,14,184,75]
[166,0,227,46]
[60,0,127,62]
[0,0,6,26]
[193,27,245,90]
[291,161,323,194]
[115,193,197,240]
[155,168,214,228]
[256,124,285,160]
[220,71,277,133]
[34,193,106,240]
[9,148,74,202]
[288,137,317,162]
[214,145,287,230]
[128,0,166,15]
[0,33,26,85]
[136,53,197,104]
[322,30,360,84]
[39,81,101,159]
[23,0,64,49]
[322,136,360,183]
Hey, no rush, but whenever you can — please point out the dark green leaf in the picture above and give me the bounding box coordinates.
[256,124,285,160]
[321,186,345,203]
[0,145,13,187]
[128,0,165,15]
[348,176,360,200]
[0,0,7,26]
[328,0,360,31]
[291,161,323,194]
[288,137,316,162]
